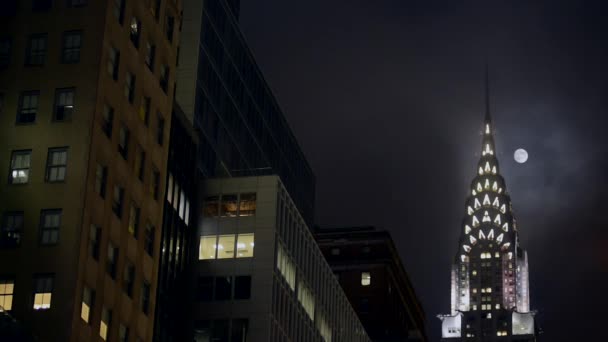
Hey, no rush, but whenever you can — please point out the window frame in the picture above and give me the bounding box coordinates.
[32,274,54,310]
[0,37,11,68]
[53,87,75,121]
[25,33,47,66]
[61,30,82,64]
[45,147,68,182]
[9,150,32,184]
[39,209,61,245]
[17,91,39,124]
[1,211,24,247]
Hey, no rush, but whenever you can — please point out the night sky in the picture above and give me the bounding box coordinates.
[240,1,607,340]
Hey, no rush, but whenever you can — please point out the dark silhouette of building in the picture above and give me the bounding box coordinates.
[315,227,429,342]
[437,74,537,341]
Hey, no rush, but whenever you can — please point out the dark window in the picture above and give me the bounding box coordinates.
[139,97,151,124]
[129,17,141,48]
[197,277,213,302]
[39,209,60,245]
[106,243,118,279]
[212,319,229,341]
[214,277,231,301]
[112,185,124,218]
[45,147,68,182]
[150,168,160,200]
[9,150,31,184]
[125,72,135,103]
[123,262,135,297]
[119,324,129,342]
[118,125,129,159]
[128,204,140,237]
[53,88,75,121]
[1,211,23,247]
[32,0,52,12]
[102,104,114,137]
[231,319,249,342]
[113,0,125,24]
[156,116,165,145]
[165,15,174,43]
[145,42,155,71]
[25,34,46,66]
[135,147,145,181]
[234,276,251,300]
[17,91,39,124]
[144,223,154,256]
[0,38,11,68]
[203,196,219,217]
[360,298,370,313]
[152,0,161,21]
[159,64,169,93]
[89,224,101,260]
[67,0,87,7]
[140,281,150,314]
[61,31,81,63]
[107,47,120,80]
[95,164,107,198]
[220,195,238,217]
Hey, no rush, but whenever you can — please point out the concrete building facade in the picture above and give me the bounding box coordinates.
[0,0,181,341]
[193,176,370,342]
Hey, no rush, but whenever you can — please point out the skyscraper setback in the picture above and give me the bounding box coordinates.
[438,77,537,341]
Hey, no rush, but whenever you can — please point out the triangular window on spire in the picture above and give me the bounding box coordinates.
[485,179,490,189]
[488,229,495,240]
[483,144,494,156]
[483,194,491,206]
[479,167,484,175]
[485,162,491,172]
[492,166,497,174]
[479,230,486,240]
[477,183,483,192]
[485,124,490,134]
[498,187,503,194]
[494,214,501,225]
[470,235,477,245]
[482,211,491,222]
[502,222,509,232]
[465,225,472,234]
[474,198,481,209]
[502,242,511,250]
[472,215,480,227]
[463,245,471,253]
[493,197,500,207]
[468,206,474,215]
[500,204,506,214]
[496,233,504,244]
[472,189,477,196]
[492,181,498,191]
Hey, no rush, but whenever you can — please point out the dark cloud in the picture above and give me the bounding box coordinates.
[240,0,608,340]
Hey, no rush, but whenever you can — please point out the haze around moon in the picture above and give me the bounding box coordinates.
[514,148,529,163]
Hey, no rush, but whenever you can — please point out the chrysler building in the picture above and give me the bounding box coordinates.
[438,75,537,341]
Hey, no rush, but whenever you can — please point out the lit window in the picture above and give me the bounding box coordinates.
[220,195,238,217]
[61,31,81,63]
[0,278,14,311]
[472,270,477,276]
[472,288,477,293]
[495,304,501,309]
[467,206,474,215]
[100,306,111,340]
[9,150,31,184]
[1,212,23,247]
[81,286,94,323]
[204,196,219,217]
[361,272,371,286]
[239,193,256,216]
[33,275,53,310]
[217,235,235,259]
[495,252,500,258]
[40,209,61,245]
[199,235,217,260]
[129,17,141,48]
[46,147,68,182]
[465,225,471,234]
[236,233,254,258]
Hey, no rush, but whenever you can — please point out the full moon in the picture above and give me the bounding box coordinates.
[514,148,528,164]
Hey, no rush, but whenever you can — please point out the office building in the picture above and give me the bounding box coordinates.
[437,76,537,341]
[193,175,370,342]
[0,0,181,341]
[315,227,429,342]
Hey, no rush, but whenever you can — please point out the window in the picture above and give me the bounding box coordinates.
[150,168,160,200]
[0,278,14,311]
[199,235,217,260]
[234,276,251,300]
[139,96,151,124]
[26,34,46,65]
[217,235,235,259]
[145,42,155,71]
[331,248,340,256]
[80,286,94,323]
[360,298,370,313]
[156,116,165,145]
[100,306,111,340]
[17,91,39,124]
[0,38,11,68]
[123,262,135,297]
[107,243,118,279]
[125,72,135,103]
[61,31,81,63]
[144,223,154,256]
[159,64,169,93]
[140,281,150,314]
[1,212,23,247]
[236,233,254,258]
[196,277,213,302]
[119,324,129,342]
[361,272,371,286]
[203,196,219,217]
[40,209,61,245]
[32,0,52,11]
[128,204,140,237]
[151,0,161,21]
[165,15,174,43]
[118,125,129,159]
[33,274,53,310]
[231,319,249,342]
[89,224,101,260]
[9,150,31,184]
[95,164,108,198]
[220,195,238,217]
[130,17,141,48]
[214,277,231,301]
[239,193,256,216]
[68,0,87,6]
[53,88,75,121]
[107,47,120,80]
[102,104,114,137]
[112,185,124,218]
[113,0,125,24]
[46,147,68,182]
